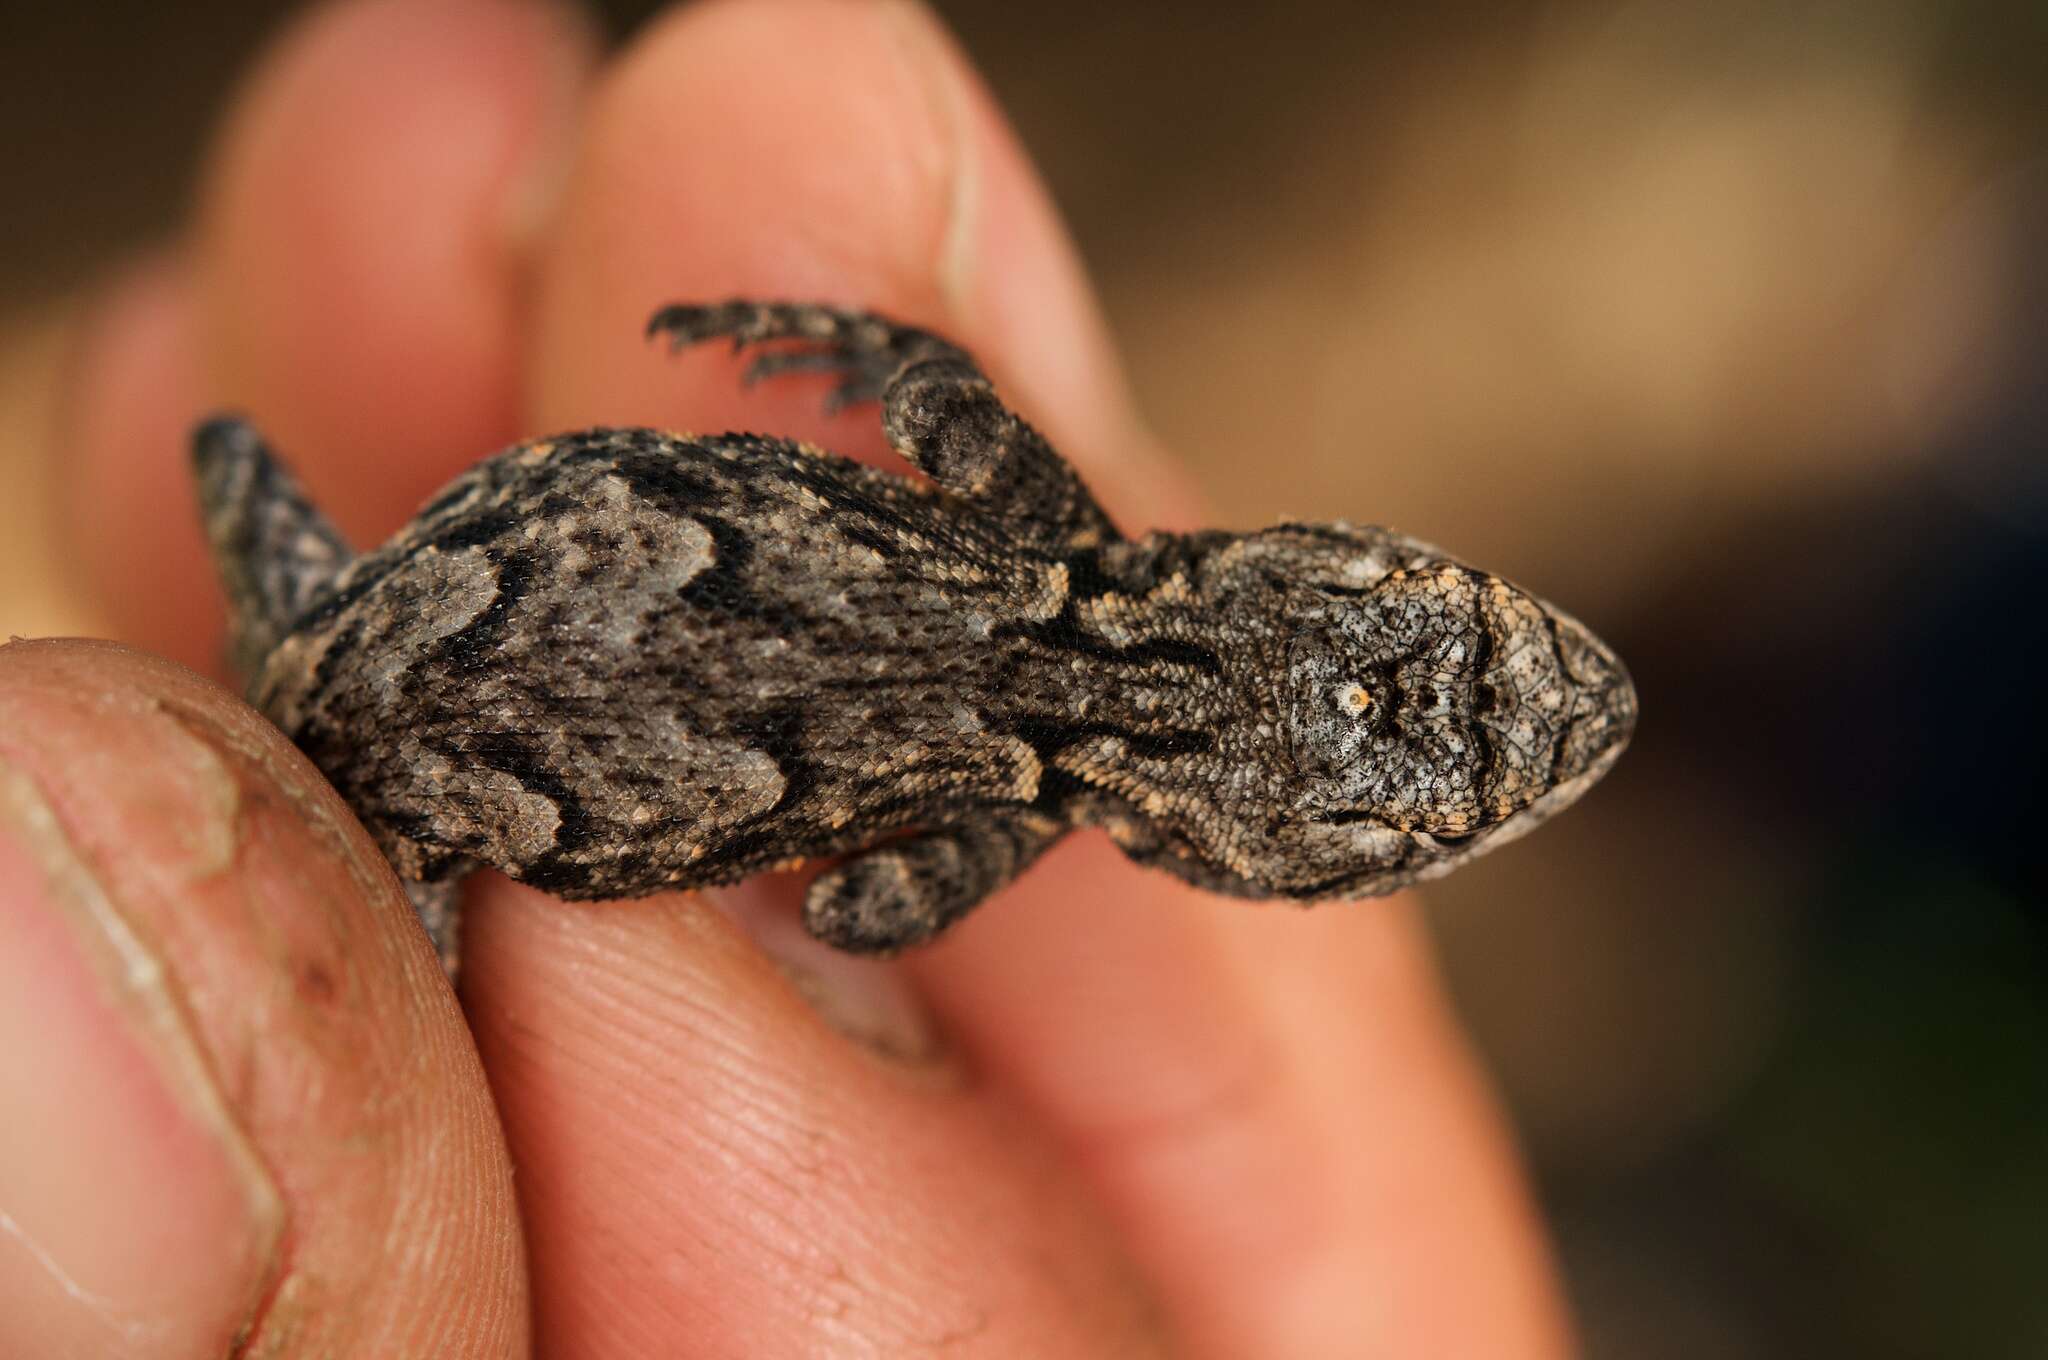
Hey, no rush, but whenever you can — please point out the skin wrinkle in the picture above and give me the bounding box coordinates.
[1061,1018,1284,1165]
[151,696,409,1047]
[155,688,423,971]
[510,1078,856,1338]
[151,723,242,882]
[35,683,247,887]
[714,879,943,1062]
[0,1206,140,1349]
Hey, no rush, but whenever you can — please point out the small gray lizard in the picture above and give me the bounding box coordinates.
[194,300,1636,968]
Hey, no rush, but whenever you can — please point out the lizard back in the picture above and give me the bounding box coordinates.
[250,428,1066,895]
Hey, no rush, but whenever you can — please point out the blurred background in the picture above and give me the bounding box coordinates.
[3,1,2042,1354]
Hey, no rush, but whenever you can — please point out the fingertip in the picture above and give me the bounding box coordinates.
[198,0,599,541]
[527,0,1192,526]
[528,0,953,444]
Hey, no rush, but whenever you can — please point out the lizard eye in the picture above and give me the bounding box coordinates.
[1334,682,1373,718]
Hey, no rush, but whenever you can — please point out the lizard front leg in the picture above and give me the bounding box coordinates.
[647,300,1120,550]
[803,810,1066,952]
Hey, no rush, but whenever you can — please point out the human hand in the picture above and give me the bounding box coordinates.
[3,2,1573,1354]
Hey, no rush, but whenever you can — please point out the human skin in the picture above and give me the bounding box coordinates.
[1,1,1576,1355]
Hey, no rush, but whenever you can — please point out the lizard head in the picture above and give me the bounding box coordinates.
[1168,524,1636,897]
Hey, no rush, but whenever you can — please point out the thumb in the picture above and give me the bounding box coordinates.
[0,640,524,1358]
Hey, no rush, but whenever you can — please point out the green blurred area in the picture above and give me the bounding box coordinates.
[5,2,2044,1354]
[1738,853,2048,1358]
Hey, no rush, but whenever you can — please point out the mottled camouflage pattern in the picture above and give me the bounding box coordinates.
[194,301,1635,962]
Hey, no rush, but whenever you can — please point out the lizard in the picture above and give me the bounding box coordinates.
[193,300,1637,972]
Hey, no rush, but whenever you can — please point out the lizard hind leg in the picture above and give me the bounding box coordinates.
[401,876,468,980]
[803,813,1064,953]
[191,416,356,680]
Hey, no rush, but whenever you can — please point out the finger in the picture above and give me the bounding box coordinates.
[912,841,1576,1357]
[519,1,1569,1353]
[521,0,1190,533]
[486,2,1198,1351]
[198,0,596,537]
[60,0,598,670]
[466,879,1164,1356]
[0,640,522,1358]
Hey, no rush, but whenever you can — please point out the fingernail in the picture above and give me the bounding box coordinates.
[710,877,939,1062]
[876,0,983,315]
[501,0,603,255]
[0,757,282,1356]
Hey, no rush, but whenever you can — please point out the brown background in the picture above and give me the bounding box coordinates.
[4,1,2044,1354]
